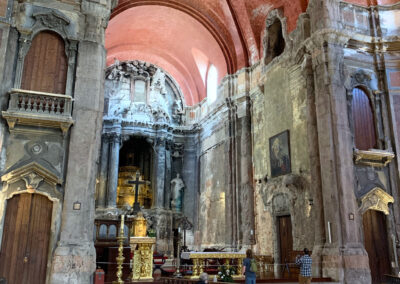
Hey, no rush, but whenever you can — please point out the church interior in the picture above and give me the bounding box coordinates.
[0,0,399,283]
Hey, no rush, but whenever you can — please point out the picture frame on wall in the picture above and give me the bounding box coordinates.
[269,130,291,178]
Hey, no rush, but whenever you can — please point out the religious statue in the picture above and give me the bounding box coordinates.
[170,173,184,211]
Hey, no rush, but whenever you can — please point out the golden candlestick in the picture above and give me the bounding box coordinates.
[113,215,126,284]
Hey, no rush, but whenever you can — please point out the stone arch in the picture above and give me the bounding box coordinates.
[263,9,289,66]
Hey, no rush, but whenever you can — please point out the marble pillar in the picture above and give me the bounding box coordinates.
[107,133,120,209]
[152,139,166,208]
[97,135,110,208]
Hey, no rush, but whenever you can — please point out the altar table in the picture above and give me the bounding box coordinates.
[181,251,245,279]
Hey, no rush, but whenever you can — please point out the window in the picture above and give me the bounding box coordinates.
[207,65,218,104]
[265,20,285,65]
[132,79,146,102]
[352,87,377,150]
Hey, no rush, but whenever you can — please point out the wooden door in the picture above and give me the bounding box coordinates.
[0,193,53,284]
[352,87,377,150]
[21,31,68,94]
[278,215,293,265]
[363,210,391,284]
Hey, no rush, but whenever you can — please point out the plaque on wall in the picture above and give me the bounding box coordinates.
[269,130,291,178]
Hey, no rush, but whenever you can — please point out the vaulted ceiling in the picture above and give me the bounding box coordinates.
[105,0,398,105]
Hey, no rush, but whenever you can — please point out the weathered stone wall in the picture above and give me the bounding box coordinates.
[197,108,231,248]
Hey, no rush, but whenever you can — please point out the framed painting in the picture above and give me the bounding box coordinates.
[269,130,291,178]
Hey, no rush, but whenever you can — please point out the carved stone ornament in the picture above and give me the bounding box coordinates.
[1,162,63,187]
[106,60,157,81]
[359,187,394,215]
[350,69,371,88]
[22,173,44,193]
[354,148,395,167]
[32,11,71,38]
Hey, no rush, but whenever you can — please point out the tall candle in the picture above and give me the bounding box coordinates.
[121,215,125,234]
[327,221,332,244]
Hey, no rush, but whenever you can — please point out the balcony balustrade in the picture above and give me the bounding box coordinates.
[2,88,74,134]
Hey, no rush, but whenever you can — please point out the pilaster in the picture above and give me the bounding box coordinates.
[311,38,370,283]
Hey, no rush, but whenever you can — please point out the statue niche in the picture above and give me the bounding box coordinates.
[170,173,184,211]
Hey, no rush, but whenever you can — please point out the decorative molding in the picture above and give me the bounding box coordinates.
[22,173,44,193]
[32,11,71,37]
[354,148,395,167]
[359,187,394,215]
[2,161,63,186]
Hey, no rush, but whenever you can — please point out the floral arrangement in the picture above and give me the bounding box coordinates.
[147,228,156,237]
[218,265,236,282]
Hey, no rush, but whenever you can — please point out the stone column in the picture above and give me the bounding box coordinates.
[302,55,325,277]
[107,133,120,209]
[97,135,110,208]
[152,138,166,208]
[311,40,370,283]
[50,2,113,283]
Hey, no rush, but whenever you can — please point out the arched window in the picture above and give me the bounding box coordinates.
[352,87,377,150]
[21,31,68,94]
[265,19,285,65]
[207,65,218,104]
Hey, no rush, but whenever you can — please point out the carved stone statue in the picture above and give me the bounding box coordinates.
[170,173,184,211]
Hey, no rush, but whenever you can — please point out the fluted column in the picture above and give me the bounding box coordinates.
[107,133,120,208]
[97,134,110,208]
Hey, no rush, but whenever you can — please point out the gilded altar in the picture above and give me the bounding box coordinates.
[117,166,152,208]
[181,252,245,279]
[130,237,156,282]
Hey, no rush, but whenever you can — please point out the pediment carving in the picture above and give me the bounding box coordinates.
[359,187,394,215]
[33,11,70,30]
[2,161,63,187]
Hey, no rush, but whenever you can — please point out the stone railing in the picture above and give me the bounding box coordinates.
[2,88,74,134]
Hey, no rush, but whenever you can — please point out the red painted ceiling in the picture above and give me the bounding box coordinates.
[106,0,398,105]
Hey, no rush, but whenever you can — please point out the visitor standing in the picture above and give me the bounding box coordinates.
[295,248,312,284]
[242,249,256,284]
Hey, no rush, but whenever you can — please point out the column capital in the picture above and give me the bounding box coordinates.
[103,132,121,144]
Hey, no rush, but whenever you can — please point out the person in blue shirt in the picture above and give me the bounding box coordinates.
[295,248,312,284]
[242,249,256,284]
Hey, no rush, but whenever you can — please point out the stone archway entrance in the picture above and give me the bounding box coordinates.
[0,193,53,284]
